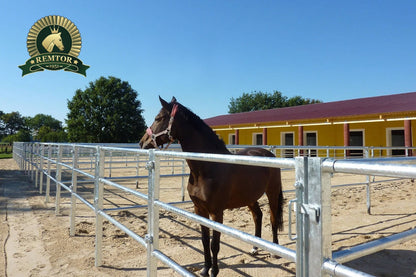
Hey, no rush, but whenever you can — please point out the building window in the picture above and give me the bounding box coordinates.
[253,133,263,145]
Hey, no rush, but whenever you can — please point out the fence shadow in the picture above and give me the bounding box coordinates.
[345,249,416,277]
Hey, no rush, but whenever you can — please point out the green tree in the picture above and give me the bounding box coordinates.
[66,76,146,143]
[36,126,67,142]
[27,114,67,142]
[228,91,322,113]
[28,114,62,131]
[2,129,31,143]
[1,112,25,135]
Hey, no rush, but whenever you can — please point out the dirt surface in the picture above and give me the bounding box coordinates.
[1,157,416,277]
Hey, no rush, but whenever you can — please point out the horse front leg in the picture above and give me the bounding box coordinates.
[210,212,223,277]
[200,224,212,277]
[193,204,212,277]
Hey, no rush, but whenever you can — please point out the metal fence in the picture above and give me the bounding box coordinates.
[12,142,416,277]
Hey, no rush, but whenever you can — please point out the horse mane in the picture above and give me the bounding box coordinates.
[176,102,230,153]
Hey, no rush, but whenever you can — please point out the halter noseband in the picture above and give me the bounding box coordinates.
[146,104,178,149]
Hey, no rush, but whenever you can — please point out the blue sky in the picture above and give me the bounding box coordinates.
[1,1,416,126]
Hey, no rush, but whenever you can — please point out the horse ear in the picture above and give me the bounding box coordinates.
[159,96,170,110]
[171,96,177,103]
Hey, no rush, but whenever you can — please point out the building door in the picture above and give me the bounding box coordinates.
[229,134,236,145]
[349,131,364,157]
[283,132,294,158]
[391,129,405,156]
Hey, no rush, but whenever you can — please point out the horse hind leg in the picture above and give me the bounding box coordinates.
[266,186,284,258]
[248,201,262,255]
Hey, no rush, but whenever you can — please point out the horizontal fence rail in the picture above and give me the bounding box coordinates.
[12,142,416,277]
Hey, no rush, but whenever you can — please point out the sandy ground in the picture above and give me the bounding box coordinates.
[1,157,416,277]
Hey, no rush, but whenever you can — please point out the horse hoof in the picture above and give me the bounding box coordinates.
[250,247,259,256]
[199,268,209,277]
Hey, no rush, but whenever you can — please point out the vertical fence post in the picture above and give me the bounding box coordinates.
[30,143,35,181]
[45,145,52,203]
[28,143,31,175]
[136,153,140,189]
[181,159,185,202]
[70,145,79,237]
[28,143,32,178]
[294,156,308,277]
[34,143,39,188]
[364,148,372,214]
[55,145,63,215]
[94,147,105,267]
[146,149,160,277]
[39,144,45,194]
[25,143,29,171]
[109,150,113,178]
[307,158,332,277]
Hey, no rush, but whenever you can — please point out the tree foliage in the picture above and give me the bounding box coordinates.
[26,114,66,142]
[66,76,146,143]
[228,91,322,113]
[2,130,31,143]
[0,111,66,143]
[28,114,62,131]
[0,112,25,135]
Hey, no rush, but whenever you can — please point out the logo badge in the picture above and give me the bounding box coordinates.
[19,15,89,76]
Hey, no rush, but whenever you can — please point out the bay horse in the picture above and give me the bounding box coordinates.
[140,97,284,277]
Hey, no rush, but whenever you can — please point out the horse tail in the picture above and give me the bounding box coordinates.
[277,188,284,231]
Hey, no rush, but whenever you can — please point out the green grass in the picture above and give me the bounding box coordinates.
[0,153,12,159]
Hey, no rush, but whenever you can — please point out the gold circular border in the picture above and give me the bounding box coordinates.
[27,15,82,57]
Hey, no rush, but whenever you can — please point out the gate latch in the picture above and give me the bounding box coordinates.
[302,204,321,223]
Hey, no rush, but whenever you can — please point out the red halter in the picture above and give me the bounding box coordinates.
[146,104,178,149]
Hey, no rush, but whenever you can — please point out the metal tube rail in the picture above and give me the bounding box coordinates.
[154,199,297,262]
[105,173,189,180]
[96,209,147,247]
[100,178,148,201]
[72,192,95,210]
[323,158,416,178]
[72,167,95,180]
[333,228,416,264]
[154,150,296,169]
[151,250,195,277]
[322,259,375,277]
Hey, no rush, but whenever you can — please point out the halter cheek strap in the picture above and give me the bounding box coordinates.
[146,104,178,149]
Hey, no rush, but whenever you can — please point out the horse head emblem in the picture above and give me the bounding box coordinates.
[41,26,64,53]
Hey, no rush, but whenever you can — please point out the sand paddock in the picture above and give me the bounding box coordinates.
[1,157,416,276]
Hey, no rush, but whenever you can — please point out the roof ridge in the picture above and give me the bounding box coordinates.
[204,91,416,126]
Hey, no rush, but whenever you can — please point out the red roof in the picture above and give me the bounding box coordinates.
[204,92,416,126]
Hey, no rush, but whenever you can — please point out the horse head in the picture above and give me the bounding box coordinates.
[42,26,64,52]
[140,96,179,149]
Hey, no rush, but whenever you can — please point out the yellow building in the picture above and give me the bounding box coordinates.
[204,92,416,156]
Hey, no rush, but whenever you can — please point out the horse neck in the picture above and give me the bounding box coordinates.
[175,118,230,155]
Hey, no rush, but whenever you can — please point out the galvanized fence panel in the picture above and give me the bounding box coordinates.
[12,142,416,277]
